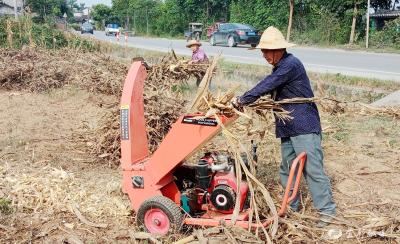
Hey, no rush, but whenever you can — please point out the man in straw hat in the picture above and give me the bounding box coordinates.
[232,26,336,228]
[186,40,209,86]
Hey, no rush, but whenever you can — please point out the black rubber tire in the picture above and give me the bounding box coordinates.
[137,196,183,234]
[251,44,257,48]
[227,36,236,47]
[210,35,216,46]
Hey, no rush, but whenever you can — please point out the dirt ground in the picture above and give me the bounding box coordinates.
[0,87,139,242]
[1,47,399,243]
[1,84,399,243]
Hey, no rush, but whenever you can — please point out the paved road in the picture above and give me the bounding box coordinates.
[88,31,400,81]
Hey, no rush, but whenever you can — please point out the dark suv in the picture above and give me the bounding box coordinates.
[209,23,261,48]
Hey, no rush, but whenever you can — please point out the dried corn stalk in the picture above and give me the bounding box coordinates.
[90,52,211,164]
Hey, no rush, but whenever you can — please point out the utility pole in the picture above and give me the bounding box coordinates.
[14,0,18,19]
[366,0,370,48]
[126,15,129,30]
[287,0,294,41]
[133,10,136,32]
[126,0,129,30]
[146,7,149,35]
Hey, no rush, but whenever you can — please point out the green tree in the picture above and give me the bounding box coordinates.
[92,4,112,23]
[230,0,288,31]
[104,0,400,48]
[25,0,67,21]
[68,0,79,9]
[67,0,86,11]
[153,0,186,35]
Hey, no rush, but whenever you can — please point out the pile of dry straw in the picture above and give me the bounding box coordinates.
[0,47,208,165]
[1,46,399,243]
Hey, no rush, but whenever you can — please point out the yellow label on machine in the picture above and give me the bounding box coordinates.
[120,105,129,109]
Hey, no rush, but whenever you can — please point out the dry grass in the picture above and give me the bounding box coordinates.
[88,52,210,164]
[1,46,399,243]
[0,47,127,92]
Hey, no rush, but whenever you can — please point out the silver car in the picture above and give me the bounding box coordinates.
[81,22,94,34]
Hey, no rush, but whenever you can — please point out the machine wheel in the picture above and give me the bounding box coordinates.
[251,44,257,48]
[227,36,237,47]
[210,35,216,46]
[137,196,183,235]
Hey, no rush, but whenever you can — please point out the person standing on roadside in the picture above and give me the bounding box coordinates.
[186,40,209,86]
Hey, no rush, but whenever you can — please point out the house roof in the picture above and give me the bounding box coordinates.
[370,10,400,19]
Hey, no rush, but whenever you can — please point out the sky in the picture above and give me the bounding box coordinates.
[78,0,112,7]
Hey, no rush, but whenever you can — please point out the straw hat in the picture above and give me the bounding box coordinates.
[186,40,202,48]
[256,26,295,49]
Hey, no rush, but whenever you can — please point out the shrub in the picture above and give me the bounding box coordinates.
[370,18,400,49]
[0,16,101,51]
[69,23,81,31]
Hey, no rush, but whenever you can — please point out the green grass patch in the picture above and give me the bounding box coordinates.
[0,198,12,214]
[327,116,350,143]
[309,73,400,92]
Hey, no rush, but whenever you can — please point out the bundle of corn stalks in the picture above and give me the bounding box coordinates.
[191,70,280,243]
[194,89,400,124]
[145,50,209,89]
[89,52,211,165]
[195,90,294,122]
[92,92,187,165]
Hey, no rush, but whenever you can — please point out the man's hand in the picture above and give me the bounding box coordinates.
[231,97,243,111]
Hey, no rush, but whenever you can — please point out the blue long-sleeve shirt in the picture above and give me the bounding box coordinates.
[239,52,321,138]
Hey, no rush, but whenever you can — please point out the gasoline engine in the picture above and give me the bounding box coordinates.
[177,141,258,215]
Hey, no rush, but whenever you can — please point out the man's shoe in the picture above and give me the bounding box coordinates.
[316,214,334,228]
